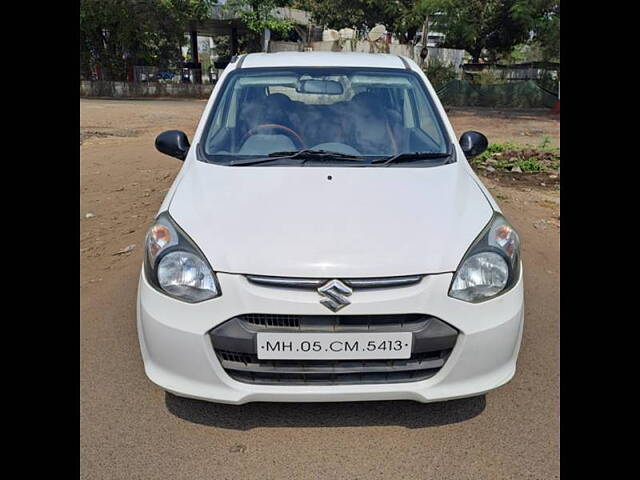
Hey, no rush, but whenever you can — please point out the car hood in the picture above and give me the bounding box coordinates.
[168,161,493,278]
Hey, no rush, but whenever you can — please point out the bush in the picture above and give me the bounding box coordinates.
[466,69,506,86]
[423,59,458,90]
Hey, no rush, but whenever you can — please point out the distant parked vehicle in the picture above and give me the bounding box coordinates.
[155,71,175,81]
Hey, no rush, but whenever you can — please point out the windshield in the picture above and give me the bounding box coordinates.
[199,67,451,165]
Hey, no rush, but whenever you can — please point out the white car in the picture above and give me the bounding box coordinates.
[137,52,523,404]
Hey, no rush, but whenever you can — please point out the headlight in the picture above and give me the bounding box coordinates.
[449,213,520,302]
[144,212,220,303]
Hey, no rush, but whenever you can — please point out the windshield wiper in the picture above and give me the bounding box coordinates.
[370,151,452,166]
[229,149,368,166]
[227,149,451,167]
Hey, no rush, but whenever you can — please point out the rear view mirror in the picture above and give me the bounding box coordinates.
[296,79,343,95]
[155,130,190,161]
[459,131,488,158]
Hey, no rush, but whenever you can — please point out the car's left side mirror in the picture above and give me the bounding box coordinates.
[459,131,488,158]
[155,130,190,161]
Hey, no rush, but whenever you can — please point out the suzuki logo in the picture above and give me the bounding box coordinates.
[318,279,352,312]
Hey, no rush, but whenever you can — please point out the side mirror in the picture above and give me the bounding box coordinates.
[155,130,190,161]
[459,131,488,158]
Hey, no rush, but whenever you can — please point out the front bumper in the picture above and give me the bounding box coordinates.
[137,270,524,404]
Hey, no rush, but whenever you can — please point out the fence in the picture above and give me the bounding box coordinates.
[462,62,560,91]
[80,78,556,107]
[132,65,217,85]
[436,80,557,108]
[80,80,214,98]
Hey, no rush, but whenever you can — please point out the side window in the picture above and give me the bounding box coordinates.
[205,79,237,152]
[210,85,231,130]
[412,88,443,143]
[225,87,240,128]
[402,89,415,128]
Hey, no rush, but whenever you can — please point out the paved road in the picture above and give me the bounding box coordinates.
[80,99,559,479]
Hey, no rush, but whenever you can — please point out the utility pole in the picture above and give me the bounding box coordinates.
[189,24,202,84]
[263,28,271,52]
[419,16,429,67]
[231,27,238,56]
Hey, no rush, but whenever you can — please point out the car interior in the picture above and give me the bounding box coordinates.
[204,74,447,158]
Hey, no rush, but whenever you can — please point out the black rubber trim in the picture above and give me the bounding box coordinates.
[398,55,412,70]
[226,368,442,385]
[215,348,451,384]
[235,54,247,70]
[217,351,447,375]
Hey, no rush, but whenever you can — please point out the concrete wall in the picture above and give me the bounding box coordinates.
[269,40,465,71]
[269,40,415,57]
[269,41,302,52]
[426,48,465,72]
[309,40,415,58]
[80,81,214,99]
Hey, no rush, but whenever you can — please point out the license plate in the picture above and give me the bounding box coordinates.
[256,332,413,360]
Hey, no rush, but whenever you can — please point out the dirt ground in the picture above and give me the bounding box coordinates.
[80,99,559,479]
[446,106,560,148]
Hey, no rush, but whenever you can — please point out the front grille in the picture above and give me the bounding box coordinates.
[246,274,423,289]
[242,314,301,328]
[216,349,451,385]
[209,314,458,386]
[238,313,430,331]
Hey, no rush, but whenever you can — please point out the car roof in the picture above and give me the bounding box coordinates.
[240,52,407,70]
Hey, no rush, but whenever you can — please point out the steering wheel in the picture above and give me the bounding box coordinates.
[241,124,305,150]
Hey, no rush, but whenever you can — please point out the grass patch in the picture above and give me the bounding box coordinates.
[471,142,560,173]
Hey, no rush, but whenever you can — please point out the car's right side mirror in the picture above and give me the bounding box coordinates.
[459,131,488,158]
[155,130,190,161]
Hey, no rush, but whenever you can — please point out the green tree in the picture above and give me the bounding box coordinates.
[380,0,427,44]
[295,0,425,44]
[294,0,371,31]
[222,0,294,52]
[511,0,559,62]
[422,0,532,62]
[80,0,214,80]
[212,33,251,60]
